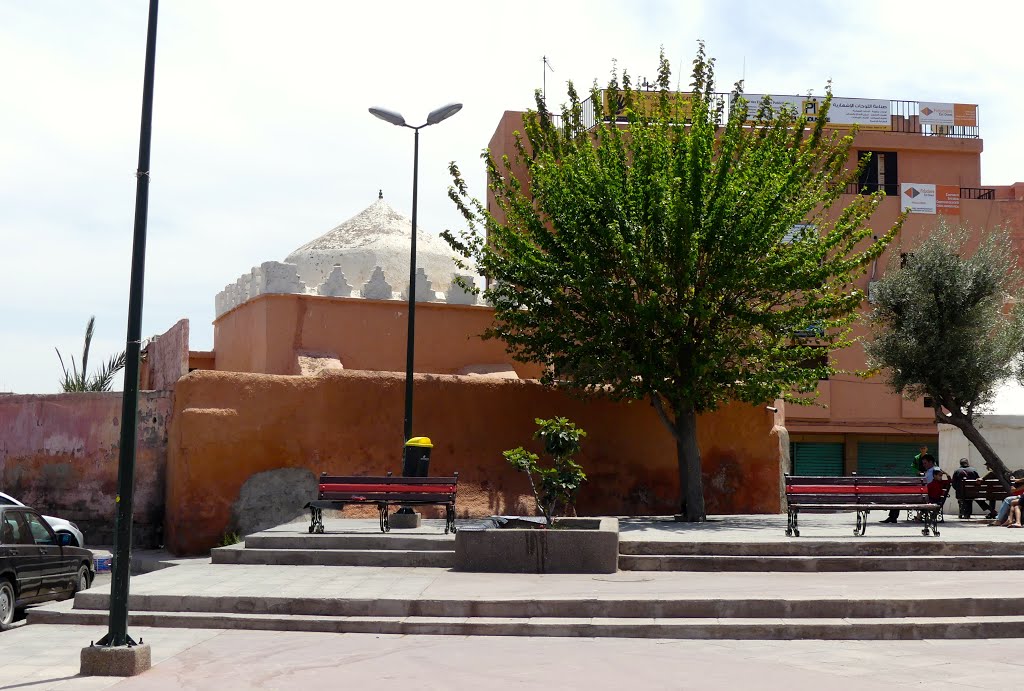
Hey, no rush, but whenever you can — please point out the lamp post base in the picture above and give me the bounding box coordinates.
[389,510,422,529]
[81,641,152,677]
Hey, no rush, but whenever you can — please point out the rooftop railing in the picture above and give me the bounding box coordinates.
[551,93,980,139]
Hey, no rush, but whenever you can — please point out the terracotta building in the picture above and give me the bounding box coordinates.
[485,92,1024,478]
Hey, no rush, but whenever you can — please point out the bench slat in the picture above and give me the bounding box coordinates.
[319,475,458,484]
[320,483,456,494]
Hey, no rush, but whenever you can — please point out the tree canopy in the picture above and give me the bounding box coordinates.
[864,221,1024,484]
[444,45,901,519]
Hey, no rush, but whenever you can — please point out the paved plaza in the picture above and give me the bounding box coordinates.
[3,513,1024,689]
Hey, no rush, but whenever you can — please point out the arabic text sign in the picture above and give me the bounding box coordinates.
[744,94,891,130]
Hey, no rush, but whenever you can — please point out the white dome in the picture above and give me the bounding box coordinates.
[284,194,462,294]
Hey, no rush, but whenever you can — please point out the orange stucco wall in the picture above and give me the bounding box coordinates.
[165,369,782,555]
[213,293,543,379]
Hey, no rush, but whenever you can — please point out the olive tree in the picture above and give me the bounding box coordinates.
[864,222,1024,486]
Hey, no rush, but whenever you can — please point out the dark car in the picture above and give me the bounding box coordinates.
[0,505,93,628]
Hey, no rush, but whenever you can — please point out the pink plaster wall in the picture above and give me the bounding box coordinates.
[143,319,189,391]
[0,391,171,547]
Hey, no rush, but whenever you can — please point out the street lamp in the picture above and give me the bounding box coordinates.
[369,102,462,445]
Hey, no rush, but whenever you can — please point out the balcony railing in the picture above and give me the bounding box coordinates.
[552,93,980,139]
[844,182,996,198]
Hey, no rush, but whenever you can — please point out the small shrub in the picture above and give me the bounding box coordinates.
[504,417,587,526]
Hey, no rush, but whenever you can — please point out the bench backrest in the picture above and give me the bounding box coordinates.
[960,478,1010,500]
[318,473,458,503]
[785,474,932,506]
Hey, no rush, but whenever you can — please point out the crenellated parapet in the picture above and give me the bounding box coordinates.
[215,262,485,317]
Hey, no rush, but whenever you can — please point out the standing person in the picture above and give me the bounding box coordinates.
[882,453,940,523]
[912,445,929,474]
[952,458,981,518]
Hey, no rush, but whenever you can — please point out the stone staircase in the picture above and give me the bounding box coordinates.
[618,539,1024,571]
[30,585,1024,640]
[211,532,455,568]
[28,518,1024,640]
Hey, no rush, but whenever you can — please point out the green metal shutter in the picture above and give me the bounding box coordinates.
[791,442,844,476]
[856,442,938,477]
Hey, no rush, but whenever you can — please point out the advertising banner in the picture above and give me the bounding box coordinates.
[901,183,937,214]
[936,185,961,215]
[919,102,978,128]
[602,90,693,120]
[744,94,891,130]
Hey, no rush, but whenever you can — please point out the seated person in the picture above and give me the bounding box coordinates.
[882,454,941,523]
[989,476,1024,526]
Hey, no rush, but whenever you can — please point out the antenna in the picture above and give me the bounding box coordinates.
[542,55,555,103]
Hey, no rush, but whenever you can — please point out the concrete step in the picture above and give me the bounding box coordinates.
[64,590,1024,619]
[211,545,453,568]
[618,539,1021,557]
[28,606,1024,640]
[244,533,455,551]
[620,554,1024,571]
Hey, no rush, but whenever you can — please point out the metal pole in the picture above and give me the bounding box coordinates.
[97,0,159,649]
[403,127,419,443]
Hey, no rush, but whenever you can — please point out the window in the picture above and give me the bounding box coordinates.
[24,513,55,545]
[857,151,898,196]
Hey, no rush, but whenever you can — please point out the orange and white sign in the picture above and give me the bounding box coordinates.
[901,183,961,215]
[902,183,936,214]
[919,102,977,128]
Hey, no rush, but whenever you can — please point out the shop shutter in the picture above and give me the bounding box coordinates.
[856,442,938,477]
[791,442,844,476]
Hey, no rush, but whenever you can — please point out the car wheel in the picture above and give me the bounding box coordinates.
[58,531,79,547]
[74,564,91,593]
[0,579,14,628]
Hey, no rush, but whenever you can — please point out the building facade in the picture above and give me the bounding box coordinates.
[485,92,1024,477]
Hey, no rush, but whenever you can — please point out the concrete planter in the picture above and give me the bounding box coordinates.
[454,517,619,574]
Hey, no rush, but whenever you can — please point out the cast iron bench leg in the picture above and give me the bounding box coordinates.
[445,504,457,534]
[378,504,390,533]
[308,506,324,534]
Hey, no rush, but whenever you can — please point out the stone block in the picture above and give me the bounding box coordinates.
[361,266,393,300]
[446,274,479,305]
[80,642,152,677]
[388,511,422,529]
[455,517,619,573]
[317,265,354,297]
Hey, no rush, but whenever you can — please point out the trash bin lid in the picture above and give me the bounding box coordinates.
[405,436,433,448]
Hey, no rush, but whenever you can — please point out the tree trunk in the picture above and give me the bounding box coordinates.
[674,404,707,521]
[942,413,1012,491]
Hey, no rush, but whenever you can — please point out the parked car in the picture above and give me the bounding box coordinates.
[0,505,93,628]
[0,492,84,547]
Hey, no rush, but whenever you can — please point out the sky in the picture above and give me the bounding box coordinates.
[2,0,1021,394]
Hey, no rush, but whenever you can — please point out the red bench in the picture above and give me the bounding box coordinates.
[784,474,943,537]
[307,471,458,534]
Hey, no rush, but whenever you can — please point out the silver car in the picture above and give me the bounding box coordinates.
[0,493,85,548]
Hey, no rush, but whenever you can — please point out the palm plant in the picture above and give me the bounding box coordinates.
[56,316,127,392]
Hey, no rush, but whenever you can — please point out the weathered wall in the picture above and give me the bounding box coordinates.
[144,319,190,391]
[165,369,782,555]
[213,293,544,379]
[0,391,171,547]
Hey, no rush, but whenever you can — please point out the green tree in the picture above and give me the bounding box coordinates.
[56,316,126,392]
[444,45,900,520]
[864,222,1024,486]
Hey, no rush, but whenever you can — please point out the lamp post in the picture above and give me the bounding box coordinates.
[369,103,462,444]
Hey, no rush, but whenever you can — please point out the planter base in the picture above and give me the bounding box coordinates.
[454,517,618,573]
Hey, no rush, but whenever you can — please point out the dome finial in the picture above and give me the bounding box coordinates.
[378,189,383,200]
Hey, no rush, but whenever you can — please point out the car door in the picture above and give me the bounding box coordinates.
[2,510,42,601]
[23,511,66,597]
